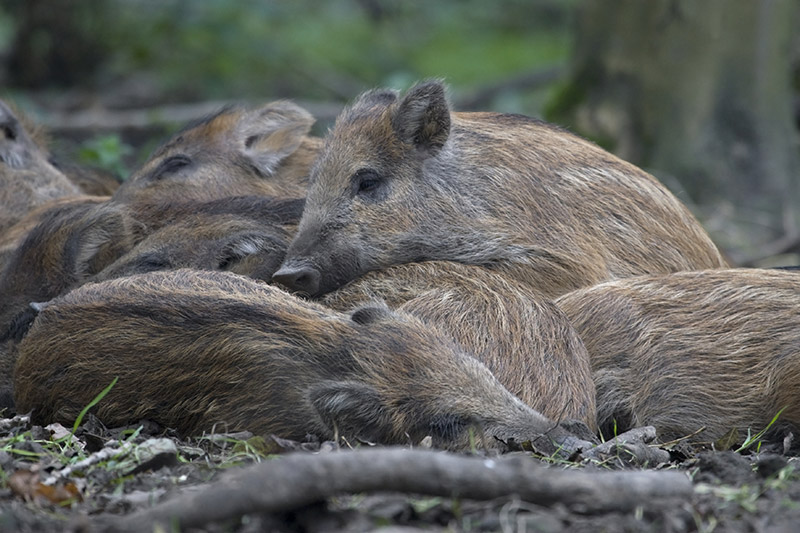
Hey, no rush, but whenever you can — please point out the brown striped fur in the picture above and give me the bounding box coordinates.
[0,196,303,403]
[14,269,566,451]
[0,195,109,272]
[555,268,800,445]
[0,200,143,331]
[0,199,143,409]
[51,160,120,196]
[94,196,304,282]
[321,261,597,430]
[274,80,726,298]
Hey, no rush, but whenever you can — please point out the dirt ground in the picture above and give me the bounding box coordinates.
[1,413,800,533]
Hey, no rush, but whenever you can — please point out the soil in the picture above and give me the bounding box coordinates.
[1,414,799,533]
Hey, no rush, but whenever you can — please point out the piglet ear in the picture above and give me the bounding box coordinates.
[350,304,392,325]
[391,79,451,154]
[0,305,40,344]
[71,205,141,279]
[309,381,393,443]
[238,101,315,175]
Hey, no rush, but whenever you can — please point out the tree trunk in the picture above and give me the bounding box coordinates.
[551,0,800,263]
[5,0,110,89]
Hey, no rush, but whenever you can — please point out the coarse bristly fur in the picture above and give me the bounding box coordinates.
[273,79,727,299]
[111,101,321,207]
[322,260,597,430]
[0,199,144,409]
[0,195,305,410]
[555,268,800,446]
[0,99,315,407]
[0,200,143,329]
[49,159,121,196]
[0,195,303,332]
[14,269,573,451]
[93,196,304,283]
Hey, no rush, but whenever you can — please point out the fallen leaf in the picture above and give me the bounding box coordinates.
[8,469,82,505]
[715,428,739,451]
[45,423,68,438]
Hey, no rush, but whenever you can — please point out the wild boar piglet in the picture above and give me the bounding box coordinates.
[112,102,320,207]
[275,79,726,299]
[556,268,800,446]
[14,269,580,452]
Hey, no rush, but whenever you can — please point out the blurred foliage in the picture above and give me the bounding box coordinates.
[77,135,132,178]
[2,0,114,88]
[0,0,579,115]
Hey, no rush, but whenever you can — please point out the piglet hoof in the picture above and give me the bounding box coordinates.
[504,420,600,460]
[581,426,671,467]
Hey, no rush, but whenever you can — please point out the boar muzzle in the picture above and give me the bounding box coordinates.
[272,262,322,296]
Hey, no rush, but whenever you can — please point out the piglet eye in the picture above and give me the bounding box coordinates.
[359,176,380,193]
[2,124,16,141]
[352,168,384,197]
[137,253,172,271]
[151,154,191,181]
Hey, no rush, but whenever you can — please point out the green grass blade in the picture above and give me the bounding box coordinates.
[735,406,786,453]
[70,377,119,436]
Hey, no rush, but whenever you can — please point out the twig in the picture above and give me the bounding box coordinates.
[0,414,30,430]
[43,441,134,486]
[99,447,692,532]
[658,427,708,448]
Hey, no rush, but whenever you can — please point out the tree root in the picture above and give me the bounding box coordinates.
[97,447,692,532]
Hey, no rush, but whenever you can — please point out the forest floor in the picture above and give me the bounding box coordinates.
[1,413,799,532]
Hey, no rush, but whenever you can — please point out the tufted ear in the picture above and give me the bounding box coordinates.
[349,304,393,325]
[0,305,40,344]
[70,206,142,279]
[217,230,288,275]
[391,80,451,154]
[237,101,315,175]
[309,381,393,443]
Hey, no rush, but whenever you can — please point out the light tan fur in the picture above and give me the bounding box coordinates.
[322,261,597,429]
[555,268,800,445]
[111,102,320,207]
[276,80,726,299]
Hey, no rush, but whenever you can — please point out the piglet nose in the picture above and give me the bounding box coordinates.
[272,263,321,296]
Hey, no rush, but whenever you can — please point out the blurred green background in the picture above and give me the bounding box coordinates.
[1,0,799,264]
[0,0,578,176]
[0,0,575,113]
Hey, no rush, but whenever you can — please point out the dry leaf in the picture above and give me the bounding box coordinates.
[715,427,739,451]
[8,469,82,505]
